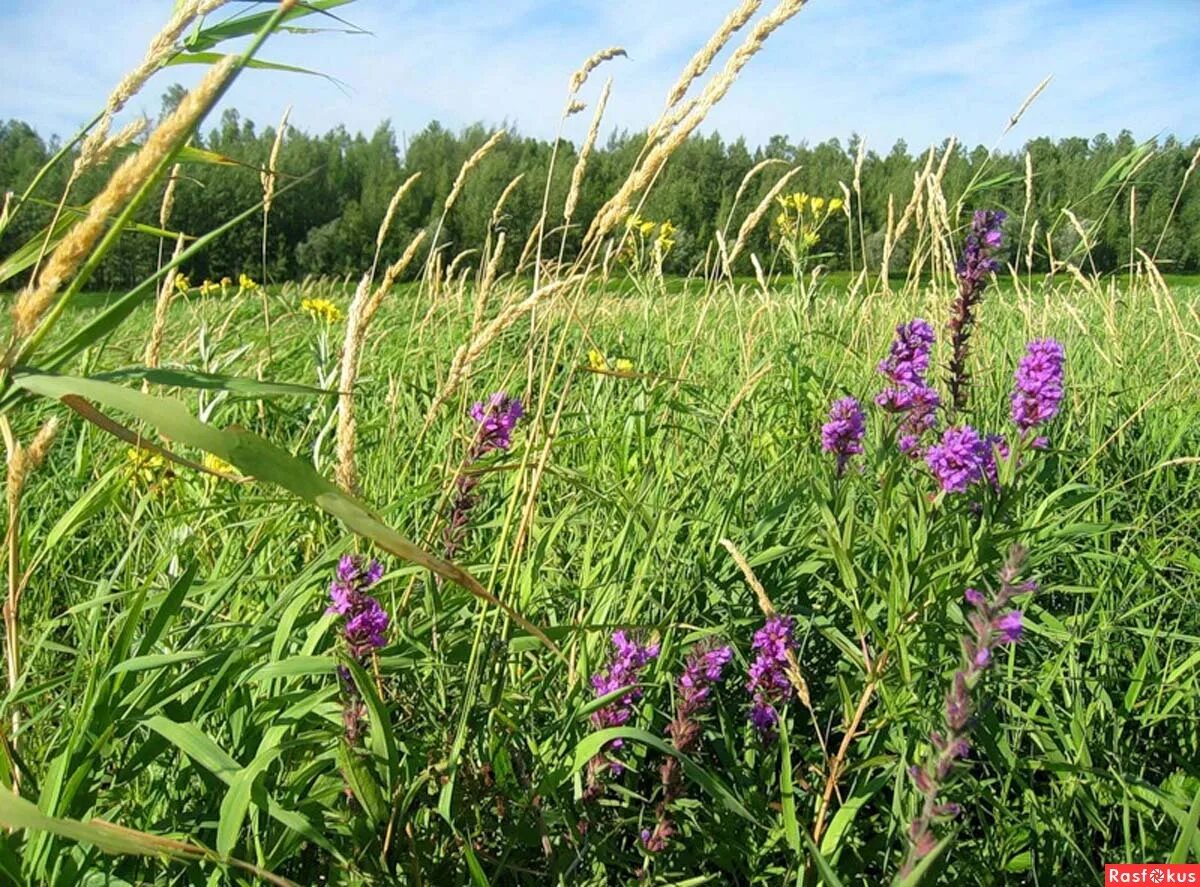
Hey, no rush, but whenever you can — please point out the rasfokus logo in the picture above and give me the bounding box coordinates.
[1105,865,1200,884]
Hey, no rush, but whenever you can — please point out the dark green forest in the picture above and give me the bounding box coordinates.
[4,91,1199,287]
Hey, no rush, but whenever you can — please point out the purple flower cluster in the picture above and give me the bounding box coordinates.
[445,392,524,558]
[924,426,988,494]
[878,318,936,386]
[902,546,1036,874]
[584,631,660,798]
[821,397,866,476]
[746,615,797,741]
[956,210,1006,285]
[667,643,733,753]
[948,210,1006,411]
[327,554,388,659]
[875,319,941,458]
[924,426,1012,495]
[468,392,524,456]
[642,642,733,853]
[1011,339,1065,435]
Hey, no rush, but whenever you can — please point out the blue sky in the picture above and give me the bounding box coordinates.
[2,0,1198,153]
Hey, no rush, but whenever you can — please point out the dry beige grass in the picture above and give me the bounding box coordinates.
[10,55,237,343]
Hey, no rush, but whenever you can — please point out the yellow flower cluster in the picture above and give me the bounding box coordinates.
[625,213,677,254]
[301,297,343,323]
[586,348,634,373]
[173,274,191,293]
[126,447,174,491]
[201,452,239,484]
[773,192,845,247]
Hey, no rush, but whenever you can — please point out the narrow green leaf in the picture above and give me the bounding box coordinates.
[570,727,753,822]
[12,370,560,656]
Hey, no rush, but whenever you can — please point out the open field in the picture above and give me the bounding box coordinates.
[1,272,1197,884]
[4,1,1200,885]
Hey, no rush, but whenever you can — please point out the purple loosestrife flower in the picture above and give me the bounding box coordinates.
[326,554,388,745]
[876,320,942,457]
[901,546,1037,876]
[925,425,989,494]
[583,630,660,800]
[643,642,734,853]
[948,210,1006,411]
[821,397,866,476]
[746,615,797,742]
[878,319,936,386]
[468,392,525,456]
[1011,339,1065,438]
[327,554,389,659]
[444,392,524,559]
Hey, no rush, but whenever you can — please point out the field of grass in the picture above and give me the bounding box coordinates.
[4,2,1200,885]
[1,269,1196,884]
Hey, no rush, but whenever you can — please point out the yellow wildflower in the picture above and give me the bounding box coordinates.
[202,452,235,475]
[173,274,191,293]
[625,212,643,230]
[638,220,655,238]
[811,197,825,214]
[655,220,677,253]
[239,273,258,291]
[126,447,173,491]
[587,348,609,371]
[199,279,215,297]
[829,197,845,212]
[803,231,821,247]
[614,358,634,373]
[220,276,232,287]
[301,297,343,323]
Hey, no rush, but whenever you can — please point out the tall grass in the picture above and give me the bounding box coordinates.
[1,1,1198,884]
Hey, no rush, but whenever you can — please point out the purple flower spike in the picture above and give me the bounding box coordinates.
[948,210,1006,411]
[445,392,525,558]
[901,546,1036,877]
[1011,339,1065,435]
[875,320,941,455]
[326,554,389,748]
[469,392,525,455]
[646,641,734,853]
[878,319,936,386]
[822,397,866,476]
[583,630,660,800]
[327,554,389,660]
[925,426,988,493]
[746,615,796,742]
[994,610,1023,644]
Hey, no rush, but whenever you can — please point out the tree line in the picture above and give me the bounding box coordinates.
[3,93,1199,289]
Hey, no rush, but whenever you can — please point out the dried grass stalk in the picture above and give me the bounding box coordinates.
[261,106,291,216]
[564,78,612,224]
[145,234,186,369]
[445,130,506,214]
[568,47,626,95]
[11,55,237,340]
[663,0,761,108]
[335,230,427,491]
[727,165,803,269]
[1004,75,1052,135]
[159,162,183,229]
[586,0,807,246]
[490,173,525,230]
[75,0,232,175]
[376,172,421,257]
